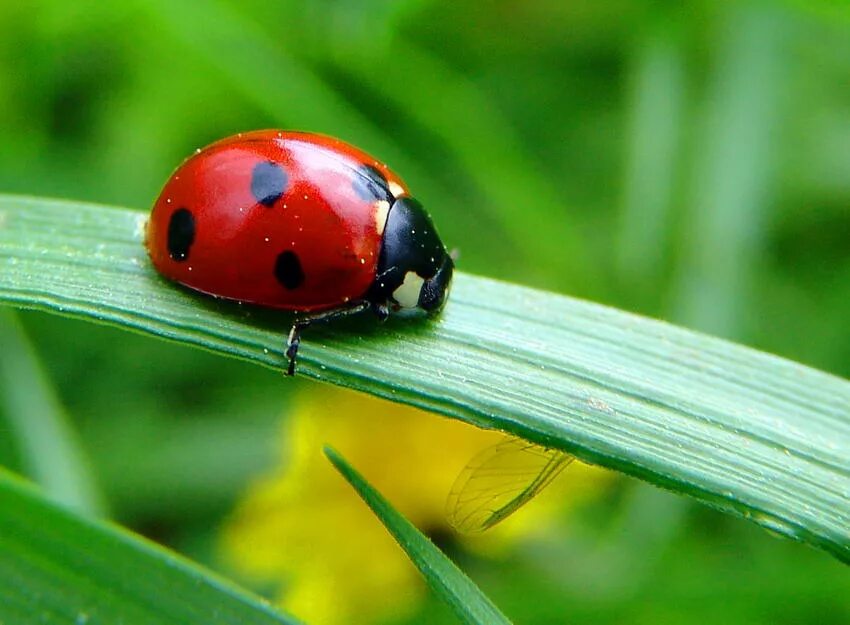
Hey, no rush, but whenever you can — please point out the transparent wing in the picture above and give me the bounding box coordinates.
[446,438,574,534]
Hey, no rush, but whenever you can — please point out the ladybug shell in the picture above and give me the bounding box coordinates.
[146,131,409,312]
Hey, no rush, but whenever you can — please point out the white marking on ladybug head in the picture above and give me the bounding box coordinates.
[393,271,424,308]
[388,181,404,198]
[374,199,390,236]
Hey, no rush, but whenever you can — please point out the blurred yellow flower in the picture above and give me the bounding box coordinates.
[220,386,613,624]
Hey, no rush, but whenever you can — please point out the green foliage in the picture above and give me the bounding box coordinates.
[2,195,848,565]
[325,447,513,625]
[0,469,299,625]
[1,1,850,623]
[0,309,104,515]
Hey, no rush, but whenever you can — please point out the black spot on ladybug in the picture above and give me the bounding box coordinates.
[274,251,304,290]
[167,208,195,261]
[251,161,288,207]
[352,164,392,202]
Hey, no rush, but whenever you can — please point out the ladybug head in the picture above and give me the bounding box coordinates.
[370,197,454,316]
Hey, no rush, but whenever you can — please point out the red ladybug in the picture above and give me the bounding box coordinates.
[146,130,454,375]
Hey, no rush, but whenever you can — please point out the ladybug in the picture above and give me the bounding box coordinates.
[146,130,454,375]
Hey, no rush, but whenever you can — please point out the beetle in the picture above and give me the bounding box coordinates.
[146,130,453,374]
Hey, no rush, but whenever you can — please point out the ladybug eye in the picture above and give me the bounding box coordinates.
[418,255,453,314]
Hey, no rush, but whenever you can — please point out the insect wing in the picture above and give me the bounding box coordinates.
[447,438,574,533]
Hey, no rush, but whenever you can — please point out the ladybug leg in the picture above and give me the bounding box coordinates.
[285,301,371,376]
[285,323,308,376]
[372,302,390,321]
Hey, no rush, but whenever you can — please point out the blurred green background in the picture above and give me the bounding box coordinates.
[1,0,849,623]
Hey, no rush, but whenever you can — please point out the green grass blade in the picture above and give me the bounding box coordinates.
[0,469,300,625]
[1,195,849,563]
[616,28,683,294]
[673,6,785,336]
[324,446,513,625]
[0,309,106,516]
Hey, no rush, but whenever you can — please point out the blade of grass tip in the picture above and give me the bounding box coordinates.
[0,309,106,516]
[323,446,513,625]
[0,468,302,625]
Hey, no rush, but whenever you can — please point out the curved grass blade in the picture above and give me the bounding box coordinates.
[447,438,573,533]
[324,446,513,625]
[0,469,300,625]
[0,195,849,564]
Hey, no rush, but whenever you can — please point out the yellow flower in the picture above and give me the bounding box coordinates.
[220,386,613,624]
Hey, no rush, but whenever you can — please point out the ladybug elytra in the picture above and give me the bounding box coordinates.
[145,130,453,374]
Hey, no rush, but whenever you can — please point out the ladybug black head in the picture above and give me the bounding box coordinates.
[369,197,454,316]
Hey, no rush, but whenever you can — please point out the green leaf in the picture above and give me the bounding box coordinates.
[1,195,849,564]
[0,469,299,625]
[324,446,512,625]
[0,309,106,516]
[672,5,786,336]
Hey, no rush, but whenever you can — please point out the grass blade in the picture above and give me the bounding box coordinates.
[673,6,786,335]
[0,309,105,516]
[616,28,684,294]
[0,195,848,563]
[0,469,299,625]
[324,446,513,625]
